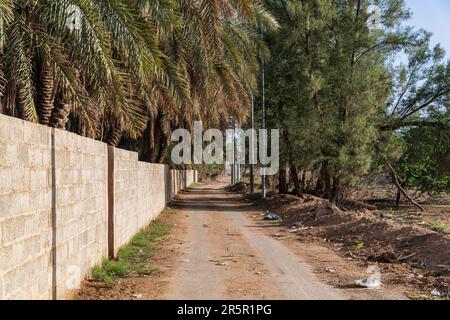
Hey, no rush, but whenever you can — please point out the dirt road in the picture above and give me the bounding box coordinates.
[166,182,345,300]
[77,180,408,300]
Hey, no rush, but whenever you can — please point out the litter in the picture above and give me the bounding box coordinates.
[431,289,445,297]
[355,278,381,288]
[132,293,143,300]
[264,212,281,221]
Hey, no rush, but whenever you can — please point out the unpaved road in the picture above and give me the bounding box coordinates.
[167,182,343,300]
[77,180,408,300]
[165,181,407,300]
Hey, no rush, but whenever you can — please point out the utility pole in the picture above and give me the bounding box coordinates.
[230,117,235,186]
[233,117,238,185]
[261,27,267,199]
[249,95,255,194]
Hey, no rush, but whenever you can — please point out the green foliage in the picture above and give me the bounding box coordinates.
[264,0,412,196]
[397,161,450,195]
[428,221,447,233]
[396,118,450,195]
[91,214,173,286]
[262,0,450,200]
[0,0,276,152]
[350,242,365,252]
[91,260,128,287]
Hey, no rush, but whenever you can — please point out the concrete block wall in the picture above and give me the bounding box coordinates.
[0,114,53,300]
[53,130,108,299]
[113,148,168,253]
[0,113,198,300]
[169,169,197,199]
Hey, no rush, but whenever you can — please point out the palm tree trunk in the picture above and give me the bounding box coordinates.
[151,113,162,163]
[49,98,70,129]
[106,122,123,146]
[157,132,171,163]
[37,61,54,125]
[140,120,154,162]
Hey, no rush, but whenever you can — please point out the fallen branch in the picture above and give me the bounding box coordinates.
[398,252,417,261]
[342,199,378,211]
[387,163,425,212]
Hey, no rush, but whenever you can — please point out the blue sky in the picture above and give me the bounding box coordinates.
[405,0,450,56]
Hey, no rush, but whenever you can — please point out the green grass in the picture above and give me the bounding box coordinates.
[91,209,174,286]
[428,221,448,233]
[349,242,365,252]
[190,182,201,188]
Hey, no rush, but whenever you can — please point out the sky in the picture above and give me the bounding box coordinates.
[405,0,450,56]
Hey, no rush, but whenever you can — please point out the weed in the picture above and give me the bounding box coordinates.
[90,209,174,286]
[428,221,447,233]
[350,242,365,252]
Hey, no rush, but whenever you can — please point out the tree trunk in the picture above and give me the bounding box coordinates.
[289,163,303,197]
[396,189,401,208]
[105,118,123,146]
[157,132,171,163]
[140,120,154,162]
[322,165,332,199]
[301,171,306,187]
[49,95,70,129]
[278,167,288,194]
[37,61,54,125]
[151,115,162,163]
[387,163,425,212]
[331,178,341,204]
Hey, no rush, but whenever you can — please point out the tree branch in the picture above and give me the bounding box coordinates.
[387,163,425,212]
[379,121,450,131]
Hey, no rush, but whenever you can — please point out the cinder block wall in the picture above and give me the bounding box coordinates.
[113,148,168,253]
[0,115,53,300]
[53,130,108,300]
[169,169,197,198]
[0,114,198,300]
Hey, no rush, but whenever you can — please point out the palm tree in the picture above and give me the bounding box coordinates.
[0,0,277,164]
[138,0,278,162]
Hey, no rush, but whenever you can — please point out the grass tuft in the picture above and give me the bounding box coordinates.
[90,209,174,286]
[428,221,447,233]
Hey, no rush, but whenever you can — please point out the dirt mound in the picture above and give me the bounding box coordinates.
[257,193,450,296]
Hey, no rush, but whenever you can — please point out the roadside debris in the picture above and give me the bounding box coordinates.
[252,191,450,297]
[264,212,281,221]
[216,262,229,266]
[132,293,143,300]
[272,233,283,239]
[430,289,446,297]
[355,278,381,289]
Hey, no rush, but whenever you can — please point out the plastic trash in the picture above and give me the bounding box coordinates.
[264,212,281,221]
[355,278,381,288]
[431,289,445,297]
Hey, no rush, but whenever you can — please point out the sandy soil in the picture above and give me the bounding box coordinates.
[249,192,450,299]
[76,179,411,300]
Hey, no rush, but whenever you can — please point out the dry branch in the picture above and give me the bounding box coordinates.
[387,163,425,212]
